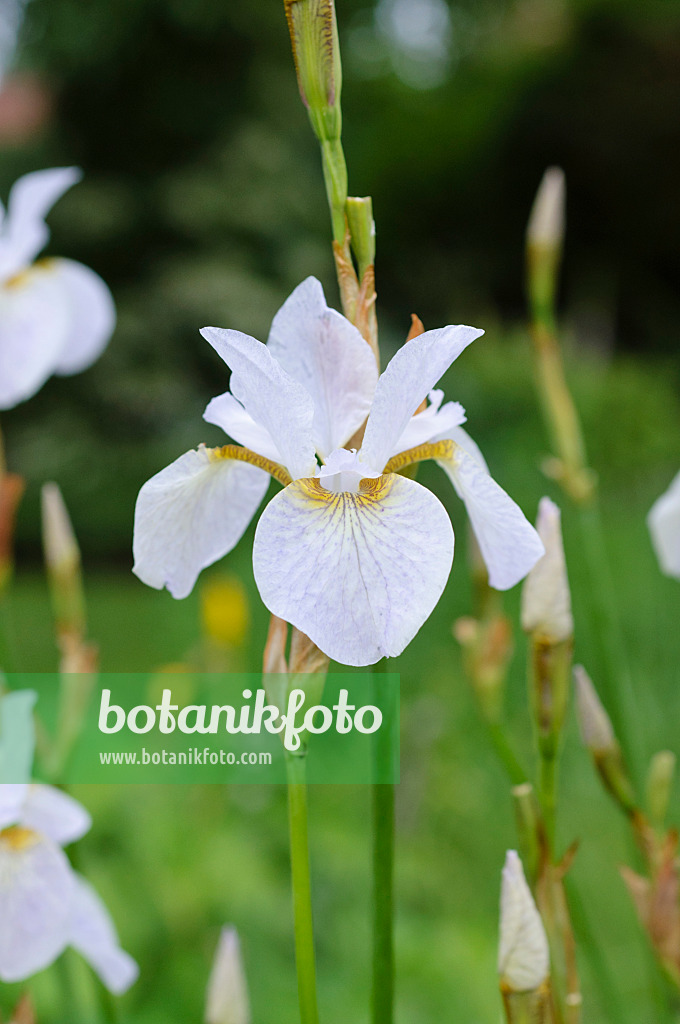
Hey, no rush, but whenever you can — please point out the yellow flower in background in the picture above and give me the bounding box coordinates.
[201,575,250,649]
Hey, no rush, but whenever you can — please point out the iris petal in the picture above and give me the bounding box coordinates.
[133,446,270,599]
[267,276,378,456]
[253,474,454,666]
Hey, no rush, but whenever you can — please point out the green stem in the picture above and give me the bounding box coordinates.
[486,720,528,787]
[371,662,394,1024]
[539,752,558,852]
[577,499,641,781]
[286,752,320,1024]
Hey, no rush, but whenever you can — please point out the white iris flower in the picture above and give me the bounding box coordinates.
[0,167,115,410]
[0,782,138,993]
[648,469,680,580]
[133,278,543,665]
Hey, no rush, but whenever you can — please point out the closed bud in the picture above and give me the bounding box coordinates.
[205,927,251,1024]
[574,664,615,753]
[521,497,573,644]
[41,482,85,639]
[647,750,676,828]
[527,167,565,254]
[574,665,637,815]
[285,0,342,144]
[647,469,680,580]
[498,850,550,993]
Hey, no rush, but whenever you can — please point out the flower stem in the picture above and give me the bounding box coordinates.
[286,751,320,1024]
[371,662,395,1024]
[576,498,642,780]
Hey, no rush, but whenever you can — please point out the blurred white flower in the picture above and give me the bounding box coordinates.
[498,850,550,993]
[0,782,138,993]
[205,926,251,1024]
[133,277,543,666]
[0,167,115,410]
[648,470,680,579]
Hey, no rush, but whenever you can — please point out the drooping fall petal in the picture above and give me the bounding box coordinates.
[253,474,454,665]
[133,447,270,599]
[438,444,544,591]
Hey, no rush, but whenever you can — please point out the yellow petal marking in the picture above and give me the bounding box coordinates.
[383,438,457,475]
[208,443,292,487]
[0,826,40,851]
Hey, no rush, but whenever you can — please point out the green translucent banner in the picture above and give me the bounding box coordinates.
[0,673,399,784]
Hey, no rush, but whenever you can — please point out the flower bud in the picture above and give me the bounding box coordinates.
[0,471,24,595]
[647,469,680,580]
[527,167,565,254]
[205,927,251,1024]
[41,482,85,640]
[285,0,343,144]
[573,664,615,753]
[521,497,572,644]
[498,850,550,993]
[574,665,636,815]
[647,750,676,828]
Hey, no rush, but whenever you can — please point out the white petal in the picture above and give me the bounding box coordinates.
[438,442,544,590]
[20,785,91,846]
[442,424,488,471]
[48,258,116,375]
[359,324,483,474]
[253,474,454,666]
[69,874,139,995]
[0,167,81,280]
[204,392,282,463]
[0,830,74,982]
[648,470,680,579]
[200,326,317,480]
[0,689,37,785]
[521,497,573,642]
[0,785,28,830]
[267,277,379,456]
[0,267,70,409]
[133,446,270,599]
[392,390,467,455]
[498,850,549,992]
[205,926,251,1024]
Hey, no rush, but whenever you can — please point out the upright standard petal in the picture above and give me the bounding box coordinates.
[437,442,544,590]
[69,874,139,995]
[20,785,91,847]
[200,327,317,480]
[0,167,81,280]
[0,830,74,982]
[359,324,483,474]
[133,447,270,599]
[267,277,379,456]
[48,259,116,375]
[648,470,680,579]
[253,474,454,666]
[0,266,70,409]
[204,392,283,463]
[391,390,467,455]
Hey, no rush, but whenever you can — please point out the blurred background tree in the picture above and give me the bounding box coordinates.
[0,0,678,555]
